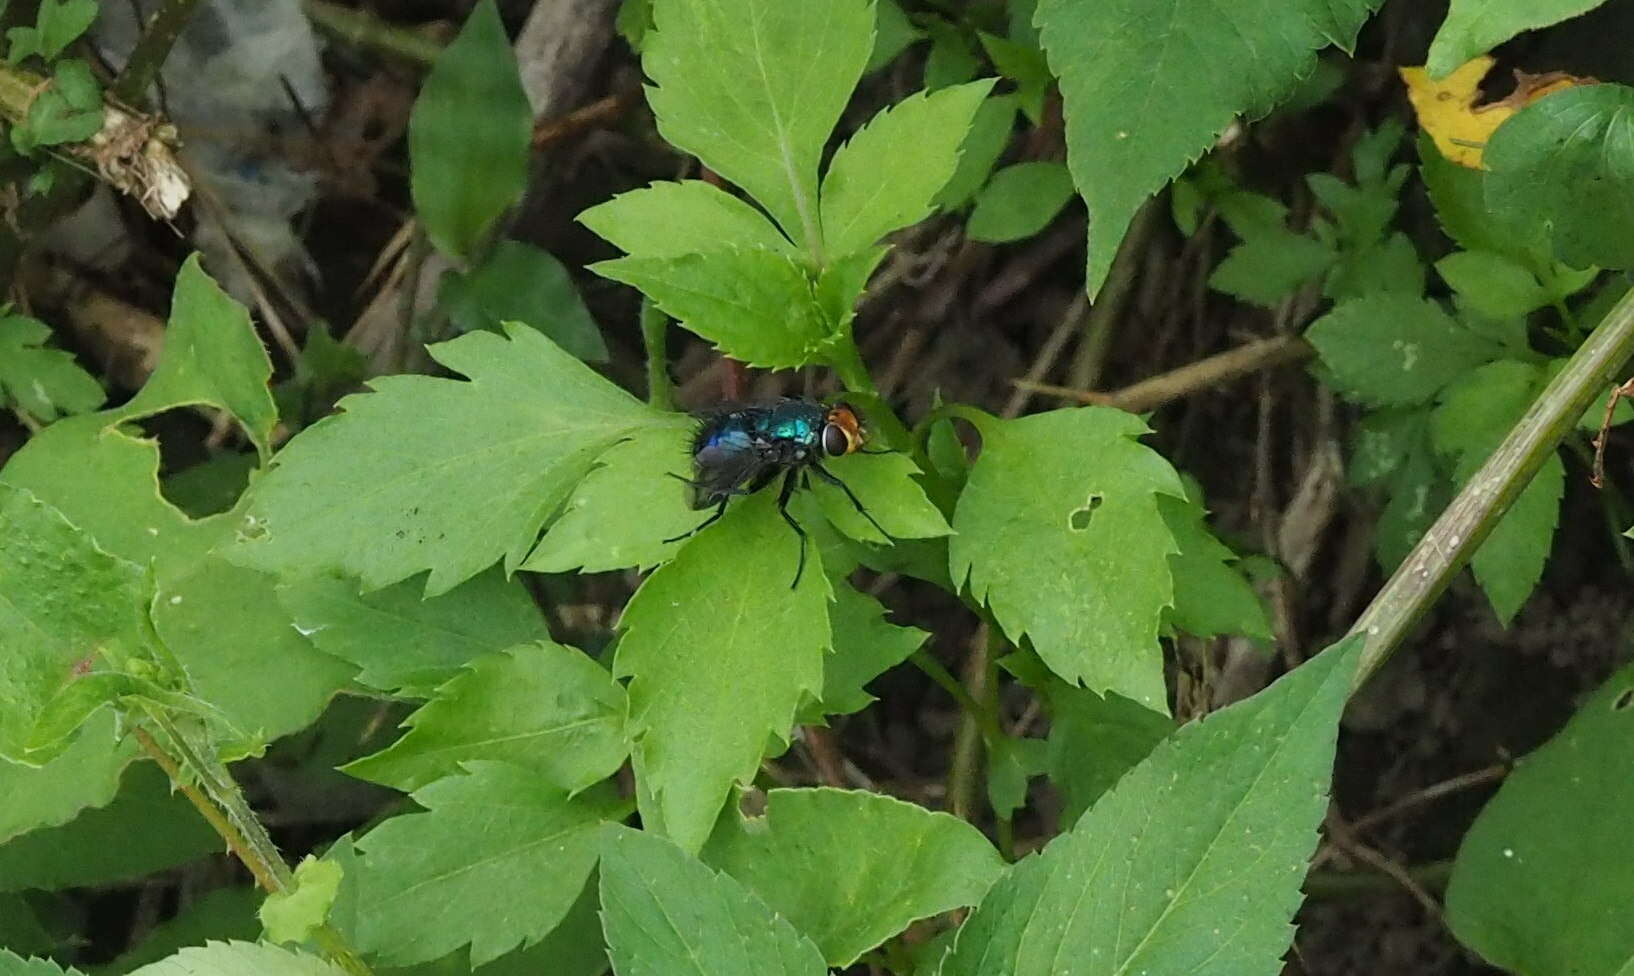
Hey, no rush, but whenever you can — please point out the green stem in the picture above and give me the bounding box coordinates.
[302,0,443,66]
[910,649,1004,743]
[1303,859,1453,899]
[1347,287,1634,688]
[640,299,674,411]
[111,0,206,106]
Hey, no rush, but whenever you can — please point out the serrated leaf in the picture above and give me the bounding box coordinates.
[260,856,343,945]
[1159,493,1272,641]
[1324,231,1425,301]
[806,580,926,718]
[410,0,531,259]
[935,94,1018,210]
[867,0,923,73]
[1047,686,1173,825]
[99,888,261,975]
[1305,293,1501,407]
[1486,85,1634,271]
[615,489,831,852]
[1376,426,1447,571]
[986,733,1048,819]
[0,952,78,976]
[276,567,551,695]
[600,825,827,976]
[939,636,1362,975]
[1427,1,1605,79]
[442,241,608,362]
[701,788,1005,966]
[820,81,994,257]
[343,641,628,794]
[523,417,698,573]
[592,249,831,369]
[1447,661,1634,975]
[123,255,277,458]
[354,762,615,967]
[1436,250,1550,318]
[949,408,1185,711]
[0,315,103,421]
[0,484,147,764]
[642,0,872,256]
[230,325,659,595]
[1209,228,1337,307]
[1037,0,1382,295]
[810,449,952,545]
[579,180,795,258]
[924,21,979,91]
[977,32,1050,124]
[1432,361,1562,623]
[1418,132,1547,265]
[126,942,345,976]
[0,762,217,891]
[966,161,1076,244]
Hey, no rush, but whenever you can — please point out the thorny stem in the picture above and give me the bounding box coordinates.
[302,0,443,66]
[1347,285,1634,688]
[111,0,206,106]
[134,718,373,976]
[640,299,674,411]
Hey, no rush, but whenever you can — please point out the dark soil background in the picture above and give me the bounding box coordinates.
[4,0,1633,973]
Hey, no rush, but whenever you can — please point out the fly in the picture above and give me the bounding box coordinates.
[663,398,890,587]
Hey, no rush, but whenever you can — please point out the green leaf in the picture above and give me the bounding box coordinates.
[600,825,828,976]
[976,32,1050,124]
[343,641,628,794]
[1486,85,1634,271]
[810,449,952,544]
[0,763,216,890]
[230,325,659,595]
[1159,492,1272,641]
[940,636,1362,975]
[1209,228,1337,307]
[965,161,1076,244]
[923,21,980,91]
[441,241,608,362]
[161,452,257,519]
[0,713,131,844]
[986,733,1048,819]
[523,417,698,573]
[260,856,343,945]
[701,788,1005,967]
[15,60,100,151]
[821,81,994,257]
[0,952,78,976]
[1447,661,1634,974]
[0,484,146,764]
[1047,686,1173,825]
[642,0,872,256]
[124,255,278,459]
[355,762,615,967]
[1427,0,1605,78]
[1324,231,1425,301]
[125,942,345,976]
[579,180,795,258]
[949,408,1185,711]
[1376,424,1449,571]
[935,94,1017,210]
[0,896,55,958]
[0,315,102,421]
[807,580,927,718]
[1431,361,1562,623]
[1418,132,1546,265]
[615,489,831,852]
[1305,293,1501,407]
[1037,0,1381,295]
[592,249,830,369]
[867,0,923,73]
[29,0,96,59]
[410,0,530,259]
[276,567,551,695]
[1436,250,1550,318]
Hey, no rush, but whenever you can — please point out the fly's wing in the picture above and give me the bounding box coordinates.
[690,437,766,508]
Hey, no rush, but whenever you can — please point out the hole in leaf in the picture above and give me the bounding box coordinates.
[1613,688,1634,712]
[1068,495,1103,531]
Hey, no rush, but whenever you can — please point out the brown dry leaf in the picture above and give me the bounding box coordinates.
[1400,56,1590,169]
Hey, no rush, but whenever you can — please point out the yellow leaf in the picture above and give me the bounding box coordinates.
[1401,56,1586,169]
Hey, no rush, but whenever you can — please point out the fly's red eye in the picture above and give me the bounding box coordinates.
[821,423,851,456]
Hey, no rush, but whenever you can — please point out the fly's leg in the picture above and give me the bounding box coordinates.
[810,461,891,540]
[662,497,728,544]
[776,467,808,589]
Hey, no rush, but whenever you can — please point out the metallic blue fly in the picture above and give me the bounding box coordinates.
[664,399,890,587]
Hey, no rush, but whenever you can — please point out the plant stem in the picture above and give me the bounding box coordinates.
[1347,287,1634,688]
[1303,859,1453,899]
[1065,197,1160,391]
[910,648,1003,743]
[111,0,206,106]
[302,0,443,66]
[640,299,674,411]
